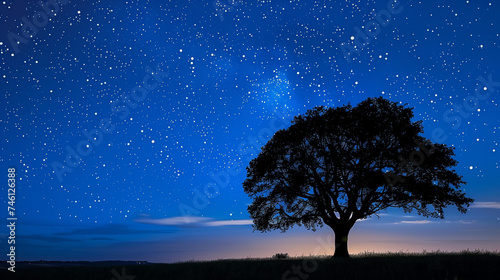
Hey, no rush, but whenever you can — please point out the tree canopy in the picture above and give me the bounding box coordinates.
[243,97,474,257]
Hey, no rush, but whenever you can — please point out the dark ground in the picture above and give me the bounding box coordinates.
[1,251,499,280]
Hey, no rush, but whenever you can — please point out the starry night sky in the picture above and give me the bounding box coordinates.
[1,0,499,263]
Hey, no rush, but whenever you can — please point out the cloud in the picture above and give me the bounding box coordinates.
[88,237,117,241]
[135,215,253,227]
[20,234,116,243]
[17,224,173,244]
[134,216,211,226]
[205,220,253,226]
[399,220,433,224]
[470,202,500,209]
[443,219,476,224]
[21,234,82,243]
[55,223,171,236]
[456,220,476,224]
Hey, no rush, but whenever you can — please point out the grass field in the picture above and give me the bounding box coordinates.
[2,251,499,280]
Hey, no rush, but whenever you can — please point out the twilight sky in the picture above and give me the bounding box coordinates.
[1,0,499,263]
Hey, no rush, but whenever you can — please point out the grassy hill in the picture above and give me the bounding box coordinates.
[2,251,499,280]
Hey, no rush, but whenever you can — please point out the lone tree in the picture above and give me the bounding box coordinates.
[243,97,474,258]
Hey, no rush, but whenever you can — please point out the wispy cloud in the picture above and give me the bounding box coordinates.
[456,220,476,224]
[470,202,500,209]
[55,223,172,236]
[135,215,253,227]
[21,234,82,243]
[205,220,253,226]
[357,213,390,222]
[134,216,211,225]
[399,220,433,224]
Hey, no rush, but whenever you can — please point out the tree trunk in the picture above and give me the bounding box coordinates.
[333,226,351,258]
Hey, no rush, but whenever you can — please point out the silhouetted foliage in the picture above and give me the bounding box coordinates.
[243,97,474,258]
[272,253,289,259]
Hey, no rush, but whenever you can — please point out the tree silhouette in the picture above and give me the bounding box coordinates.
[243,97,474,258]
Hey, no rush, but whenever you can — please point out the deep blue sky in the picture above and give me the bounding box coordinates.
[1,0,499,262]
